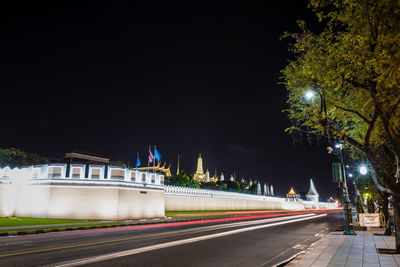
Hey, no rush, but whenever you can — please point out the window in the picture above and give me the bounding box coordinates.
[131,171,136,182]
[141,173,146,183]
[111,169,124,180]
[160,175,164,185]
[151,174,155,184]
[71,168,81,178]
[48,167,62,178]
[91,168,101,179]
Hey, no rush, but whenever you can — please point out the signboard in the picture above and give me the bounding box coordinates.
[359,213,380,227]
[332,162,343,183]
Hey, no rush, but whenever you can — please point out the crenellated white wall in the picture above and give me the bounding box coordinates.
[0,165,337,219]
[164,186,327,211]
[0,165,165,220]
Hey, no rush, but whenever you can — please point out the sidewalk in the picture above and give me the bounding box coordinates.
[286,230,400,267]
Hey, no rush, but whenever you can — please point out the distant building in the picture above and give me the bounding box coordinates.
[286,187,299,199]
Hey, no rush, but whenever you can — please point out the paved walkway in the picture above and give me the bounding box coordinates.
[286,231,400,267]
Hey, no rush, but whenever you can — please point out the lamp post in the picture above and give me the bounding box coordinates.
[335,119,356,235]
[304,91,355,234]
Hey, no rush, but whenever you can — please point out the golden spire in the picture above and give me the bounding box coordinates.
[193,153,206,182]
[195,154,204,175]
[176,154,180,175]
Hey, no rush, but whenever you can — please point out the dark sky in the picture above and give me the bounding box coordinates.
[0,1,338,199]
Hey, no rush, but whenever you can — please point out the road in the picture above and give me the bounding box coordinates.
[0,210,343,267]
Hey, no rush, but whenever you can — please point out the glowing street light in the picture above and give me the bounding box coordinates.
[359,166,368,175]
[305,90,315,100]
[348,173,353,178]
[335,143,342,150]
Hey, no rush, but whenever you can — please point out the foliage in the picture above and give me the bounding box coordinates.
[166,170,200,188]
[281,0,400,196]
[109,161,126,168]
[200,181,227,191]
[0,148,49,167]
[225,180,241,192]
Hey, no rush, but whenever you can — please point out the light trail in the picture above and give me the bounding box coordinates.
[0,213,316,259]
[56,214,328,267]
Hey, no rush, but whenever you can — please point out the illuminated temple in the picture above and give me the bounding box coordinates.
[193,154,218,183]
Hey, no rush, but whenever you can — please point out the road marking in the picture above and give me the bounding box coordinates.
[0,213,314,259]
[55,214,327,267]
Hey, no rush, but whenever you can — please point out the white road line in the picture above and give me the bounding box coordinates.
[55,214,327,267]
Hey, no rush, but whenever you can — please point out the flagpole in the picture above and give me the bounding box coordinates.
[153,145,156,172]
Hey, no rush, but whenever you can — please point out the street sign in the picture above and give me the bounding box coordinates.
[332,162,343,183]
[359,213,380,227]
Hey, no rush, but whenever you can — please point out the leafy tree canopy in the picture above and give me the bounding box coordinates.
[0,148,49,167]
[281,0,400,195]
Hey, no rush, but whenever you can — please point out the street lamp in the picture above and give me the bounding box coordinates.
[359,165,368,175]
[305,90,315,100]
[333,121,356,235]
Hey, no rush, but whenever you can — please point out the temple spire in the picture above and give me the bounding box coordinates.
[176,154,180,175]
[307,178,319,196]
[193,153,206,182]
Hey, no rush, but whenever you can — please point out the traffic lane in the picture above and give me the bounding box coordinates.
[0,211,330,255]
[0,214,322,266]
[67,214,343,267]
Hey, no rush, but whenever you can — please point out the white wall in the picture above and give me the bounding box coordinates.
[165,186,307,211]
[0,165,338,220]
[0,165,165,220]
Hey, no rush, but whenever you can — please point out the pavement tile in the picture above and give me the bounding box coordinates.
[287,230,398,267]
[327,264,346,267]
[393,255,400,266]
[344,263,362,267]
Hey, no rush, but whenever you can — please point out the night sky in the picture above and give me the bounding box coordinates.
[1,1,338,199]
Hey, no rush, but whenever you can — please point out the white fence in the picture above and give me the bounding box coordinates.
[165,185,338,211]
[165,185,282,202]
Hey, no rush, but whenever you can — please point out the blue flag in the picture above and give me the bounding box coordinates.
[154,147,162,161]
[136,153,141,168]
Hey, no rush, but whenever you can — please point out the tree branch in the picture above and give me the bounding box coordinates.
[334,104,371,124]
[364,109,378,146]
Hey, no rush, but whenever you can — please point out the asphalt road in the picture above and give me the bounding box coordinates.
[0,210,343,267]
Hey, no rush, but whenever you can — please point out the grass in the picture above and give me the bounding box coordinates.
[0,217,99,227]
[0,222,125,233]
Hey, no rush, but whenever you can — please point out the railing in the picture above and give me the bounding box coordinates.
[165,185,284,202]
[165,185,339,208]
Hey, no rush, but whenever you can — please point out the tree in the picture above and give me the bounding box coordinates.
[166,170,200,188]
[281,0,400,251]
[0,148,49,167]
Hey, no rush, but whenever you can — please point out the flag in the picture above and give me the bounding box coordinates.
[154,146,162,161]
[135,153,141,168]
[148,145,155,165]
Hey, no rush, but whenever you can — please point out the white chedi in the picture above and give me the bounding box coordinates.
[257,182,261,195]
[205,170,210,182]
